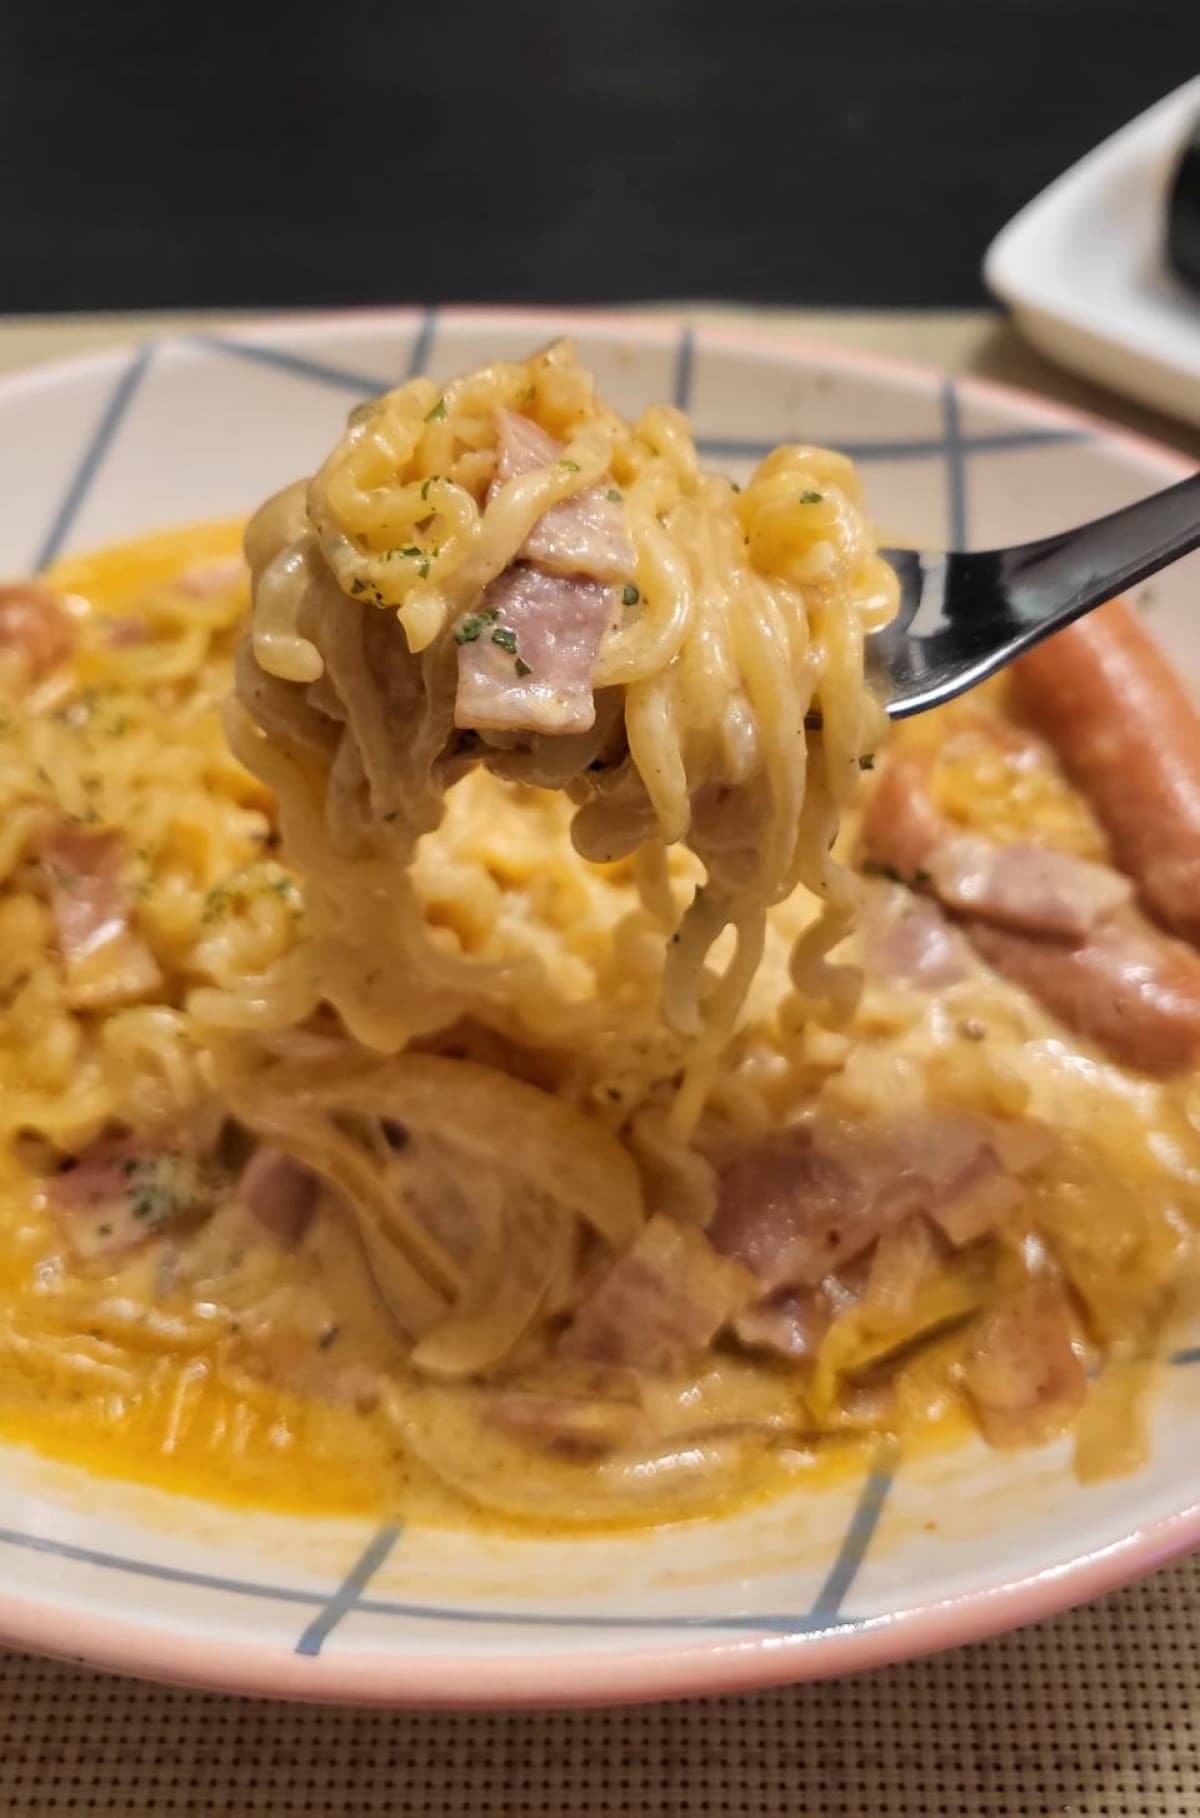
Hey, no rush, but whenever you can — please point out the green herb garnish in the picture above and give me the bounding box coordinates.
[558,458,581,473]
[514,656,532,678]
[454,608,500,645]
[202,886,231,924]
[390,545,431,580]
[425,398,447,422]
[622,583,640,607]
[491,626,519,655]
[799,489,824,504]
[605,488,622,504]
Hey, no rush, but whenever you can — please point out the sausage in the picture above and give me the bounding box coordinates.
[861,754,944,880]
[1012,600,1200,944]
[967,915,1200,1074]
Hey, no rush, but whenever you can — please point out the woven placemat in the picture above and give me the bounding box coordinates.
[1,1552,1196,1816]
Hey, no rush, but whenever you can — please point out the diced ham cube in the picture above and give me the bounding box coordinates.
[712,1116,1038,1302]
[557,1214,755,1374]
[454,562,614,736]
[46,1137,222,1263]
[492,409,634,582]
[710,1133,880,1292]
[39,825,162,1009]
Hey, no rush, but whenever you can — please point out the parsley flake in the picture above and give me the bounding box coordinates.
[454,608,499,645]
[391,545,431,580]
[514,655,533,678]
[605,488,622,504]
[799,489,824,504]
[491,626,518,655]
[425,398,447,422]
[622,583,640,607]
[558,458,581,473]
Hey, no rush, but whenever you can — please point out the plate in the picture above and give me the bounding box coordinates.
[984,77,1200,427]
[1,307,1198,1707]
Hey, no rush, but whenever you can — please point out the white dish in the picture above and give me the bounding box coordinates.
[985,77,1200,427]
[0,307,1198,1707]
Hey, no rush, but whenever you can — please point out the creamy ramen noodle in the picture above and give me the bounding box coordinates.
[0,341,1197,1528]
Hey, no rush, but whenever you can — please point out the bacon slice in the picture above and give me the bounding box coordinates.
[46,1137,222,1262]
[0,585,77,679]
[39,826,162,1009]
[711,1134,875,1292]
[1013,599,1200,944]
[493,409,634,582]
[557,1214,754,1374]
[968,916,1200,1074]
[926,836,1130,940]
[962,1280,1087,1448]
[711,1117,1031,1296]
[454,562,614,735]
[864,757,1130,940]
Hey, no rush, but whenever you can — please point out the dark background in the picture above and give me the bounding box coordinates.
[2,0,1195,314]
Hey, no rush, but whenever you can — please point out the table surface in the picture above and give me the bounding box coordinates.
[0,307,1199,1818]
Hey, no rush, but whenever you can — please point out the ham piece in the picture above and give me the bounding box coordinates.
[454,562,614,736]
[39,825,162,1008]
[557,1214,754,1374]
[710,1116,1027,1297]
[453,411,635,737]
[47,1136,222,1262]
[491,409,634,581]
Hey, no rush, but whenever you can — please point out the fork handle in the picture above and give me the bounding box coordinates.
[1002,470,1200,630]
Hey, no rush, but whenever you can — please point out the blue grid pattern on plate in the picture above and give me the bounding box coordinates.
[14,315,1187,1664]
[31,312,1090,580]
